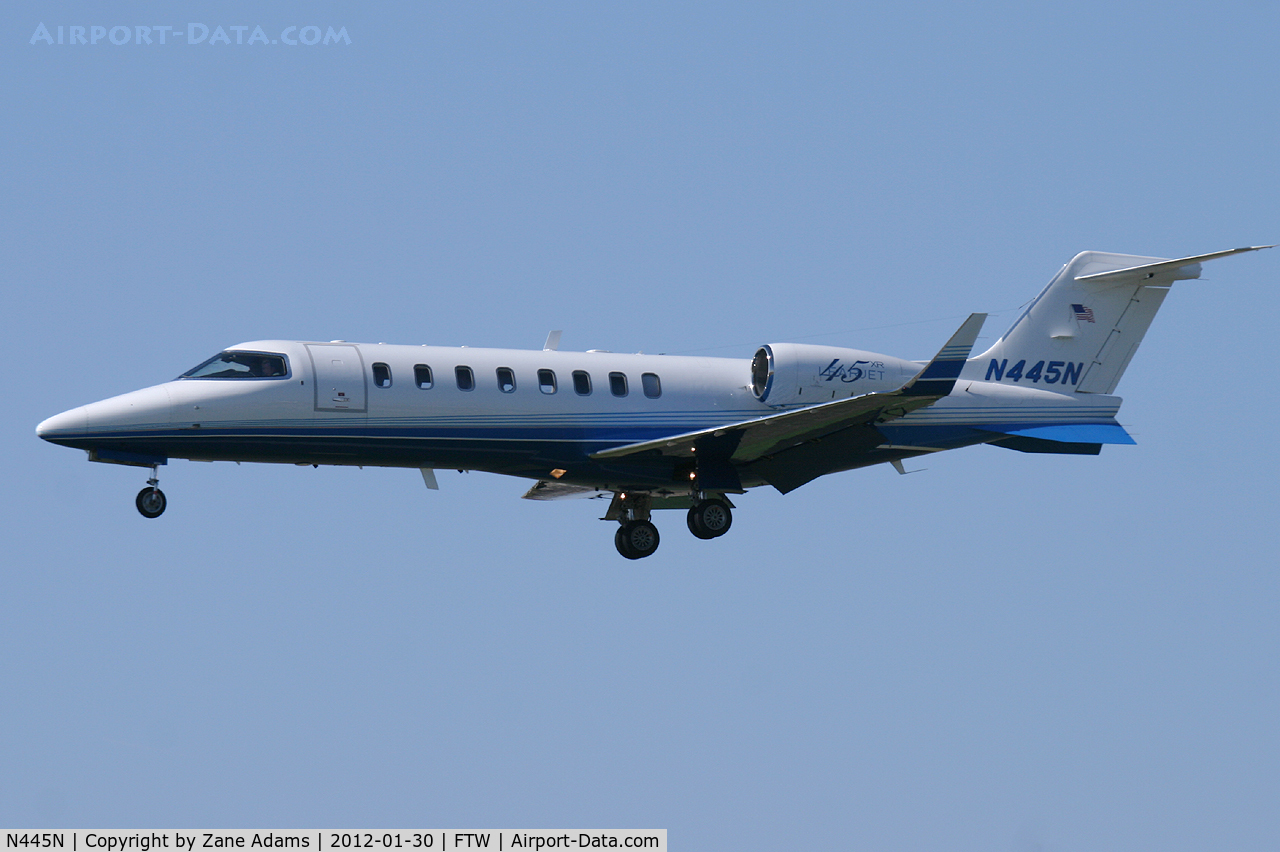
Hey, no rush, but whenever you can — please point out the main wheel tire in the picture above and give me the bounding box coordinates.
[615,527,636,559]
[136,487,167,519]
[686,508,708,539]
[687,498,732,539]
[616,520,660,559]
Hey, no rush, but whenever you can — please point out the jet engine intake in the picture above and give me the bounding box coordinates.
[750,343,916,407]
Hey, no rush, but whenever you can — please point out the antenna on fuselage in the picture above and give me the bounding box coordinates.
[543,330,563,351]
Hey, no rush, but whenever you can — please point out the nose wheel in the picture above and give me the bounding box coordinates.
[135,467,167,518]
[136,487,166,518]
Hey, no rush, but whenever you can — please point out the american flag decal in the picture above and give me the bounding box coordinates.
[1072,303,1095,323]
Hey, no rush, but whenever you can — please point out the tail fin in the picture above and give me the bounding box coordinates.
[967,246,1270,395]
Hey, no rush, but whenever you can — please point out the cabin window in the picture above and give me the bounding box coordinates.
[538,369,557,394]
[372,363,392,388]
[455,366,474,391]
[181,351,288,380]
[572,370,592,396]
[609,372,628,397]
[414,364,433,389]
[642,372,661,398]
[496,367,516,393]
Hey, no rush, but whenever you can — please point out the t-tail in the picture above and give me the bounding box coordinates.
[966,246,1271,394]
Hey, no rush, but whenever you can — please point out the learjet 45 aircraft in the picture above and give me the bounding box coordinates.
[38,246,1269,558]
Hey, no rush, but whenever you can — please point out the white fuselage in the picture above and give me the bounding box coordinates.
[37,337,1124,493]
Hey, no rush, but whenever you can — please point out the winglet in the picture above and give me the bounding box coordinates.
[900,313,987,397]
[543,330,563,351]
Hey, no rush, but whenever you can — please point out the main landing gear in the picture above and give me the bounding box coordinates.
[687,497,733,540]
[616,520,660,560]
[135,466,166,518]
[608,493,734,559]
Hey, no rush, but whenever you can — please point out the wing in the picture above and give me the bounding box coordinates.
[522,480,611,501]
[590,313,987,490]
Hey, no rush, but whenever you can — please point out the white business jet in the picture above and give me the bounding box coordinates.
[38,246,1268,558]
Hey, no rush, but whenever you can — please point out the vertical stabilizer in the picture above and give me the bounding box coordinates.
[964,247,1268,394]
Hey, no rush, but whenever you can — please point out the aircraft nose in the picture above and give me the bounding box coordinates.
[36,406,88,441]
[37,385,173,447]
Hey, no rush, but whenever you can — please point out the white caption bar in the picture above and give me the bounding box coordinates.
[2,832,666,852]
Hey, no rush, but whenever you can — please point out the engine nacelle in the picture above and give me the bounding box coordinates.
[750,343,918,407]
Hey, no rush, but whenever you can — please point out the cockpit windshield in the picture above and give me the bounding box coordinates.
[181,351,289,379]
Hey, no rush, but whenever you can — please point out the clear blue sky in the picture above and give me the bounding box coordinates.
[3,2,1277,848]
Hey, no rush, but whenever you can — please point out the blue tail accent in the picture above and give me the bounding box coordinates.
[989,423,1135,445]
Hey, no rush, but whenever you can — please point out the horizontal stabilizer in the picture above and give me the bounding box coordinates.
[1075,245,1273,284]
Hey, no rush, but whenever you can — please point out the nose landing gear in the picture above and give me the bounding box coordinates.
[135,466,166,518]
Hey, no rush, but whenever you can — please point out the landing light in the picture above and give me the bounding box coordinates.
[550,469,566,479]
